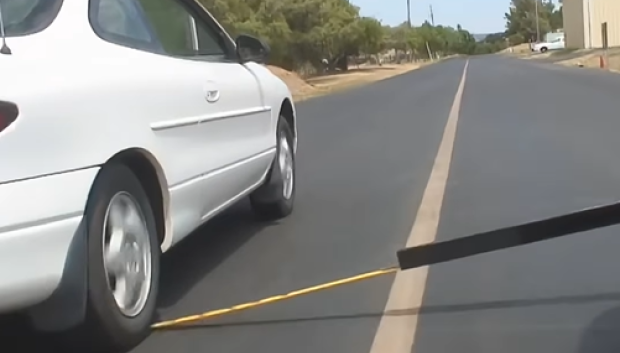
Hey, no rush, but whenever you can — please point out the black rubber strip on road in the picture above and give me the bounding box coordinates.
[397,201,620,270]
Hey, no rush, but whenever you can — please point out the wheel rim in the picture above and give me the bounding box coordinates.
[279,135,294,200]
[102,192,152,318]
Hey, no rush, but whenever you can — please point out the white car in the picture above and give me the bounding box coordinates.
[532,37,565,53]
[0,0,297,350]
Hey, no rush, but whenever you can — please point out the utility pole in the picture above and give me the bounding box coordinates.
[407,0,411,27]
[534,0,540,42]
[429,5,435,26]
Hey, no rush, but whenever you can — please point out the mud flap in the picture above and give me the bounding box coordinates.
[251,157,284,204]
[28,219,88,331]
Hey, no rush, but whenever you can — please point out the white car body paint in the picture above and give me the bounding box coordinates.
[533,37,565,52]
[0,0,297,315]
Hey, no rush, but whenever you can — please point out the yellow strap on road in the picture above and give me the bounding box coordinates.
[151,201,620,329]
[152,266,398,330]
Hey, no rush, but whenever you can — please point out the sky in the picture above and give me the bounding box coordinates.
[351,0,560,34]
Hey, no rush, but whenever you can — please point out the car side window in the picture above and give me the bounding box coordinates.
[89,0,162,52]
[1,0,64,37]
[137,0,229,60]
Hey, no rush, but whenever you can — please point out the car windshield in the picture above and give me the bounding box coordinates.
[0,0,63,37]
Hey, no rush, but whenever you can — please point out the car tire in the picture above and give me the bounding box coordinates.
[250,117,296,220]
[540,47,548,53]
[79,163,160,352]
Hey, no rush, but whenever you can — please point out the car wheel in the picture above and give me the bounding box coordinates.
[540,47,548,53]
[81,164,160,352]
[250,117,296,220]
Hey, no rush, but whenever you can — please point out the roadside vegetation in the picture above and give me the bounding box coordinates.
[199,0,516,99]
[504,0,563,45]
[483,0,564,55]
[199,0,505,75]
[501,1,620,72]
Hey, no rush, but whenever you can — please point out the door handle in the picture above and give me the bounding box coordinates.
[203,80,220,103]
[205,89,220,103]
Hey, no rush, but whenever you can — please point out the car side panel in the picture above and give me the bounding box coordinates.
[0,46,270,250]
[0,167,99,314]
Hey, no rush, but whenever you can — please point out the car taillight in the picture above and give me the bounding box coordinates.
[0,102,18,133]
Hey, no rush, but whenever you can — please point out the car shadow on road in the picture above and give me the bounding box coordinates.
[0,314,64,352]
[158,290,620,332]
[5,283,620,352]
[156,198,272,310]
[579,305,620,353]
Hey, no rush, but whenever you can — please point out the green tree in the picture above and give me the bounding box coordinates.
[356,17,385,55]
[195,0,499,72]
[549,6,563,31]
[505,0,561,44]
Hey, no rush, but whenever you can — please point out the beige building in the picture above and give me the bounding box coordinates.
[563,0,620,48]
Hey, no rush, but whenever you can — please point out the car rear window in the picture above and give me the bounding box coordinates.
[0,0,63,37]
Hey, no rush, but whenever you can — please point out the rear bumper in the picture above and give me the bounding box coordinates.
[0,167,99,313]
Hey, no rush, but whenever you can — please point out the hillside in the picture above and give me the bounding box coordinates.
[472,33,491,42]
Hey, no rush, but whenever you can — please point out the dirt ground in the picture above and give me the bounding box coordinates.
[500,43,533,56]
[504,44,620,72]
[268,63,424,102]
[541,48,620,72]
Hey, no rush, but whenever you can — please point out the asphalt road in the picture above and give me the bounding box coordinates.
[6,56,620,353]
[415,57,620,353]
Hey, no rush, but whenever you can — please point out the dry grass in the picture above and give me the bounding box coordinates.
[500,43,533,57]
[268,62,427,102]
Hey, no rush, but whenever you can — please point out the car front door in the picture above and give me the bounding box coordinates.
[92,0,275,243]
[138,0,276,236]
